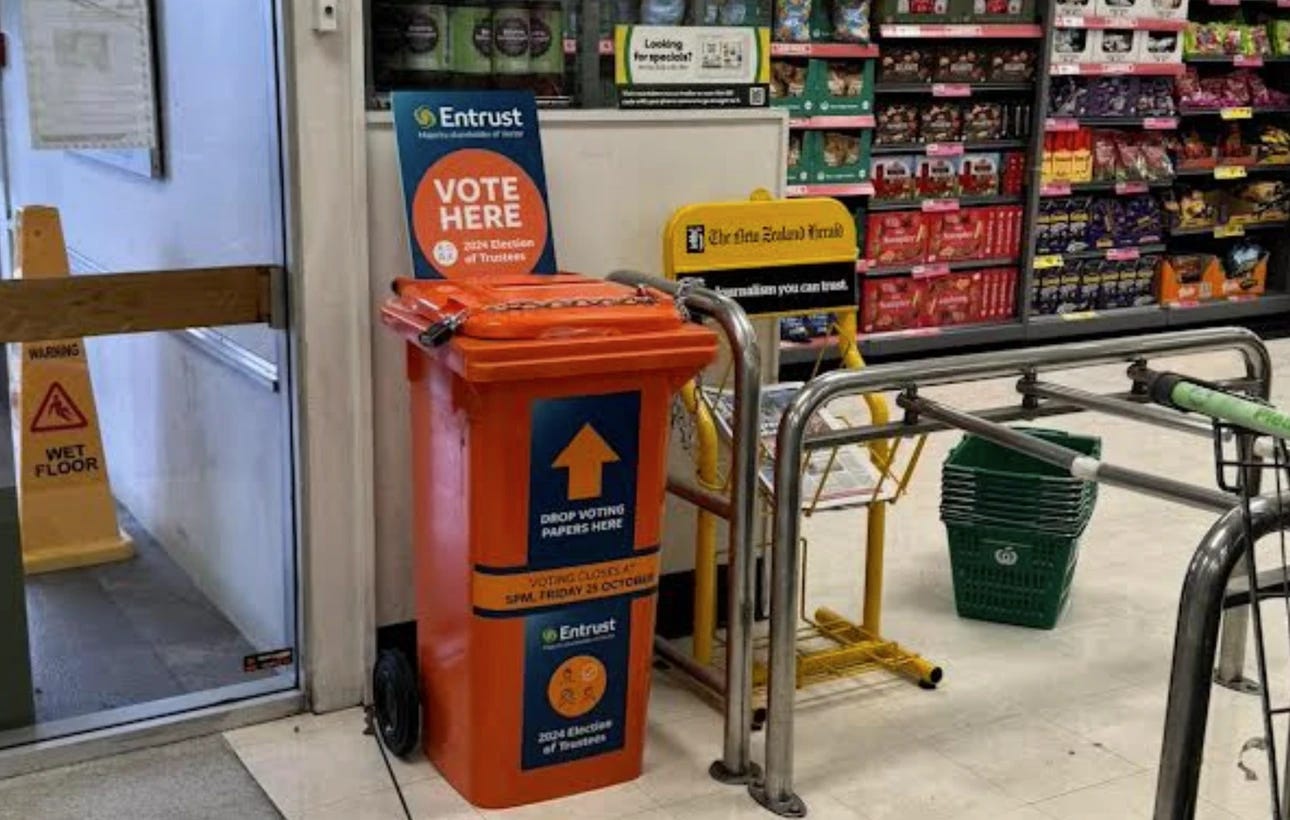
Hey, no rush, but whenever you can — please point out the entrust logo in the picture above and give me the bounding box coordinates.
[413,105,436,129]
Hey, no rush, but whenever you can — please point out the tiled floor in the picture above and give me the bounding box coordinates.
[227,341,1290,819]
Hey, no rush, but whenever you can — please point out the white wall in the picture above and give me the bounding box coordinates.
[367,109,786,625]
[1,0,292,650]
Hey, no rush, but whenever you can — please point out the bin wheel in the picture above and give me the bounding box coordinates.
[373,649,420,758]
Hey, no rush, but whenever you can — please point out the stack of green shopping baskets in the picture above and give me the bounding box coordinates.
[940,428,1102,629]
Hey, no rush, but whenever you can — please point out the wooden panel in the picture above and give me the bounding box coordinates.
[0,266,277,343]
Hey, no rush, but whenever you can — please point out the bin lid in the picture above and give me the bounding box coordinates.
[386,274,690,341]
[382,273,717,383]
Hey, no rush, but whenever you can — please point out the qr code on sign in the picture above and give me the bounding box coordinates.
[749,86,766,106]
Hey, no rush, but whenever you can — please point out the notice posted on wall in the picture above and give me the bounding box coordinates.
[613,25,770,109]
[21,0,158,150]
[701,382,890,509]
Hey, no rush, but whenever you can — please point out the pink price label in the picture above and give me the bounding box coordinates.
[1234,56,1264,68]
[1046,118,1080,131]
[1041,182,1073,196]
[1115,182,1149,195]
[926,142,965,157]
[1103,63,1134,74]
[922,198,961,213]
[1052,63,1079,76]
[1143,117,1178,130]
[932,83,971,98]
[1105,247,1140,261]
[911,263,951,278]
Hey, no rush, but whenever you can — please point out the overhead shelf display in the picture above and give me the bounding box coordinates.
[1053,16,1189,31]
[771,42,881,58]
[878,23,1044,38]
[1052,62,1189,75]
[1022,0,1290,341]
[789,114,877,129]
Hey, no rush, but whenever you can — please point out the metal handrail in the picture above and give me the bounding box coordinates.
[608,270,763,784]
[1155,492,1290,820]
[755,327,1273,817]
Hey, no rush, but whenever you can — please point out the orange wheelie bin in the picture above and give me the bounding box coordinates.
[381,273,717,808]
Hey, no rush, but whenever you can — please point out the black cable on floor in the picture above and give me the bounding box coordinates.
[364,705,413,820]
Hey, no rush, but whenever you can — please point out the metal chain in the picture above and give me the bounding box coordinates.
[478,291,659,313]
[673,278,699,322]
[670,393,696,453]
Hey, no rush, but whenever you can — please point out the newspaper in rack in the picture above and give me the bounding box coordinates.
[701,382,888,510]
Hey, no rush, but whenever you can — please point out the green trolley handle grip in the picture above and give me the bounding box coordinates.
[1146,371,1290,441]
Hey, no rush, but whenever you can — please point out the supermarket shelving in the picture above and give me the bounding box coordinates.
[863,256,1022,277]
[1174,164,1290,178]
[1166,293,1290,323]
[1027,305,1169,340]
[1051,62,1188,76]
[1185,55,1290,65]
[874,81,1034,95]
[781,293,1290,362]
[1168,219,1290,236]
[779,321,1027,364]
[878,23,1043,38]
[770,42,880,58]
[776,4,1289,367]
[1052,15,1188,30]
[1045,116,1180,130]
[870,138,1028,154]
[1039,243,1169,262]
[789,115,877,129]
[1038,179,1174,196]
[1179,106,1290,117]
[785,182,875,198]
[867,194,1025,212]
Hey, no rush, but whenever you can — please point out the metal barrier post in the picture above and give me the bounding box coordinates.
[755,328,1271,817]
[608,270,762,784]
[1155,493,1290,820]
[1213,428,1265,695]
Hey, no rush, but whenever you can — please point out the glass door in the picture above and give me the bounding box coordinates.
[0,0,298,747]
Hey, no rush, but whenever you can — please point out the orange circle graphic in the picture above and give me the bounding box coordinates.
[411,148,548,279]
[547,655,607,719]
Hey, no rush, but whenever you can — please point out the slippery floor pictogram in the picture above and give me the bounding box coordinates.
[30,382,90,433]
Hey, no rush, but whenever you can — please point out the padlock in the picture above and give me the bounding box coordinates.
[418,311,468,348]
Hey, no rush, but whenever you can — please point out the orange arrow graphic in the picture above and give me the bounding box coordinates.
[553,424,620,501]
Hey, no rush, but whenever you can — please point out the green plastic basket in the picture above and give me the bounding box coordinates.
[940,506,1095,539]
[940,429,1102,629]
[944,428,1104,478]
[945,521,1081,629]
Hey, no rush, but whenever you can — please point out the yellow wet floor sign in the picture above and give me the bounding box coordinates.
[8,206,132,574]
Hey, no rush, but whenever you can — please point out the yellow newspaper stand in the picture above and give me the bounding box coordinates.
[661,190,939,691]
